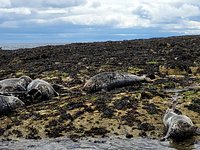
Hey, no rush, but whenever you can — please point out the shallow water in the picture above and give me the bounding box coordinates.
[1,136,200,150]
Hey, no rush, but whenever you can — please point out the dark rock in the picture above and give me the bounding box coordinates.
[12,130,23,138]
[185,99,200,114]
[84,127,109,136]
[141,91,154,99]
[138,122,155,131]
[139,131,147,137]
[126,134,133,138]
[0,128,5,135]
[113,96,134,110]
[65,102,84,110]
[143,103,160,115]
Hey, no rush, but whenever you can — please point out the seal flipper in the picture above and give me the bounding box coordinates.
[16,84,26,91]
[52,84,64,94]
[196,127,200,135]
[160,127,173,141]
[53,89,59,97]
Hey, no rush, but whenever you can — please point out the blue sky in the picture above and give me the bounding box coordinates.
[0,0,200,43]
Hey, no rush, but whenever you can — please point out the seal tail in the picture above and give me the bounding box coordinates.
[141,75,153,83]
[171,100,177,110]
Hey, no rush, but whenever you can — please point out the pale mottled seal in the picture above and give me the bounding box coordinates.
[83,72,152,92]
[0,95,25,114]
[27,79,59,100]
[161,106,200,141]
[0,75,32,94]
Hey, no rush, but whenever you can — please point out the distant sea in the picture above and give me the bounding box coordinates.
[0,43,66,50]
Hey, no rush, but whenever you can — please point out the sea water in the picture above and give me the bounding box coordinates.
[0,43,66,50]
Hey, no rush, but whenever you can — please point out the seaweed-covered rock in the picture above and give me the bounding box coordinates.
[0,35,199,140]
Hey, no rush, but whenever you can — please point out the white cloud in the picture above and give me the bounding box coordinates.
[163,20,200,33]
[0,7,32,15]
[0,0,11,7]
[0,0,200,35]
[8,0,87,8]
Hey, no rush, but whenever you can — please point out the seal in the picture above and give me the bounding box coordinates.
[161,102,200,141]
[0,75,32,94]
[27,79,59,100]
[83,72,152,92]
[0,95,25,114]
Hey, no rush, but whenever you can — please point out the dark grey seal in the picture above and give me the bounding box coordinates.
[0,95,25,114]
[161,105,200,141]
[27,79,59,100]
[83,72,152,92]
[0,75,32,94]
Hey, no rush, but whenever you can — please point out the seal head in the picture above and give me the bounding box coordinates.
[27,79,59,100]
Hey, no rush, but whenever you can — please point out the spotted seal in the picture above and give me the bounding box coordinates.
[83,72,152,92]
[161,103,200,141]
[0,75,32,94]
[27,79,59,100]
[0,95,25,114]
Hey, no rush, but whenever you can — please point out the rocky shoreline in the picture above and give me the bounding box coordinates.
[0,35,199,141]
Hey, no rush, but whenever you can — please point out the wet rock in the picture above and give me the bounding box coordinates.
[94,96,115,118]
[12,130,23,138]
[185,99,200,114]
[139,131,147,137]
[141,91,154,99]
[0,128,5,135]
[45,128,63,138]
[143,103,160,115]
[121,110,140,126]
[84,127,109,137]
[113,96,135,110]
[101,107,115,118]
[65,102,84,110]
[59,112,73,121]
[138,122,155,131]
[74,110,85,119]
[26,127,41,139]
[126,134,133,139]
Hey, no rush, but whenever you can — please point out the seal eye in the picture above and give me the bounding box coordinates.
[183,122,190,127]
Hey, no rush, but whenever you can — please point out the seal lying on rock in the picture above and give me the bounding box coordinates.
[161,102,200,141]
[0,95,25,114]
[27,79,59,100]
[83,72,152,92]
[0,75,32,94]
